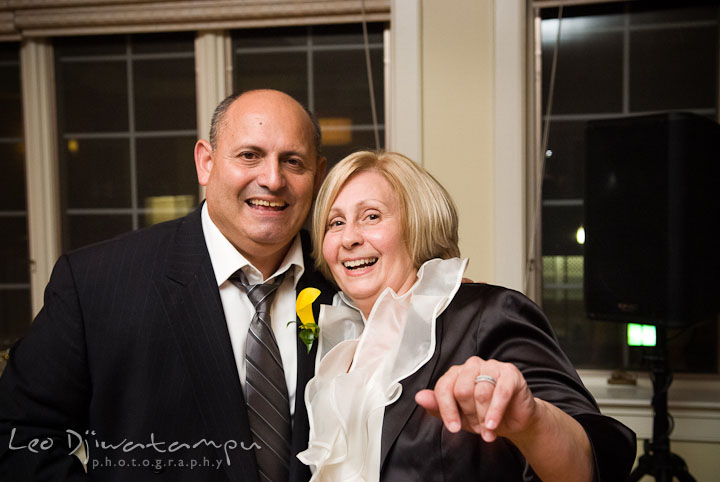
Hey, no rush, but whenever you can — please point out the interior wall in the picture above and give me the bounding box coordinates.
[421,0,495,284]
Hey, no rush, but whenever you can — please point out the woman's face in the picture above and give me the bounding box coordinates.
[323,170,418,317]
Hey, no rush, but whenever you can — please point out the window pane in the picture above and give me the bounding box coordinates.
[0,216,29,284]
[233,23,387,171]
[0,142,26,211]
[0,42,30,350]
[55,33,197,251]
[64,138,131,209]
[57,60,129,133]
[0,65,22,138]
[136,136,198,223]
[542,205,584,257]
[542,25,623,114]
[66,215,133,249]
[314,49,384,124]
[134,58,196,131]
[630,27,718,111]
[0,289,31,350]
[234,52,308,103]
[314,23,384,45]
[543,121,587,200]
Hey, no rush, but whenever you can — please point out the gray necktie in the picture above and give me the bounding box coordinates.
[230,270,290,482]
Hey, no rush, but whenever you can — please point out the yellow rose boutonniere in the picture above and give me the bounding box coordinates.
[289,287,321,354]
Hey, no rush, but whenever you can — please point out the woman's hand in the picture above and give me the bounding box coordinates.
[415,356,593,482]
[414,356,536,442]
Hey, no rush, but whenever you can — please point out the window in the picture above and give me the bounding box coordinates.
[232,23,386,168]
[54,33,198,251]
[0,14,391,349]
[0,42,30,351]
[539,0,719,373]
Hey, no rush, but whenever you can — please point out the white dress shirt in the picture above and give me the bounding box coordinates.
[201,203,305,416]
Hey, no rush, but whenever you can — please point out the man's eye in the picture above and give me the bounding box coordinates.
[239,152,257,160]
[285,158,304,168]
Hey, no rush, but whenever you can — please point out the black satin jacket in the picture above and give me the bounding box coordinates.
[379,284,636,482]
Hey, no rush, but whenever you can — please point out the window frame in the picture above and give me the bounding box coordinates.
[526,0,720,444]
[16,5,422,318]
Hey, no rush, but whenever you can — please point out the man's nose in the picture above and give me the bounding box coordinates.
[256,158,286,191]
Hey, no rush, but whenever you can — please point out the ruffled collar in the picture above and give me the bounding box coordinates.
[298,257,467,481]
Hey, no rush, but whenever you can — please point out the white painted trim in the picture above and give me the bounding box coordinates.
[20,39,62,317]
[493,0,526,293]
[388,0,422,164]
[194,30,230,202]
[583,372,720,442]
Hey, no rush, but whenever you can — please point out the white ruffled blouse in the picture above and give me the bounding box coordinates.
[297,257,468,481]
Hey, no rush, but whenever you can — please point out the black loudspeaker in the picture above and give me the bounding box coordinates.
[584,112,720,327]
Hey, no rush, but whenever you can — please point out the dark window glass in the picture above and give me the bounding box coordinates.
[314,49,384,124]
[630,27,718,111]
[0,42,30,350]
[66,215,133,249]
[231,23,386,169]
[234,52,308,103]
[0,216,30,284]
[64,138,132,209]
[55,33,197,251]
[0,64,23,138]
[134,58,196,131]
[542,121,587,200]
[136,136,198,202]
[542,27,623,114]
[0,289,32,350]
[57,60,129,133]
[0,142,26,211]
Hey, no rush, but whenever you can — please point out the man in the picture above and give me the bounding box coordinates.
[0,90,335,482]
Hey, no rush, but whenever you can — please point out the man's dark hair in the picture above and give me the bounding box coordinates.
[208,91,322,156]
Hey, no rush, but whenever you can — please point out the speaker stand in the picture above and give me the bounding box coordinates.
[628,327,695,482]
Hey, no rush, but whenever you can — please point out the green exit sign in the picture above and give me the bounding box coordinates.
[627,323,657,347]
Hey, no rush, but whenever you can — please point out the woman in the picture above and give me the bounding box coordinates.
[297,151,635,481]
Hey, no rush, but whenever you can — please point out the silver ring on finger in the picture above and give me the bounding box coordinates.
[475,374,497,386]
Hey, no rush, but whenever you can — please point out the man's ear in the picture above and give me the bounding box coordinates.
[194,139,214,186]
[313,156,327,195]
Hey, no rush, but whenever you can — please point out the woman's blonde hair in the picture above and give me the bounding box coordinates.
[311,150,460,280]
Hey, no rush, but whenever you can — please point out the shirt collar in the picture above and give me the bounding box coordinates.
[201,202,305,287]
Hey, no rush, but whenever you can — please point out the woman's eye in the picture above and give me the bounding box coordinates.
[367,213,380,221]
[328,219,344,228]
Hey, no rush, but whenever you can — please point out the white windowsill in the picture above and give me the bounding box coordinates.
[580,371,720,443]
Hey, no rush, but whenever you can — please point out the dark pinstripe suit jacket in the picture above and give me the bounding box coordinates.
[0,205,336,482]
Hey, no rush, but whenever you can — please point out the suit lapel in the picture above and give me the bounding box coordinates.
[154,207,258,482]
[290,231,336,482]
[379,312,445,471]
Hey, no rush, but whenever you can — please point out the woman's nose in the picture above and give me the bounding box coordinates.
[341,222,363,249]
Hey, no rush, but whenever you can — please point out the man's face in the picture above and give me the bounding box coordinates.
[197,91,325,269]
